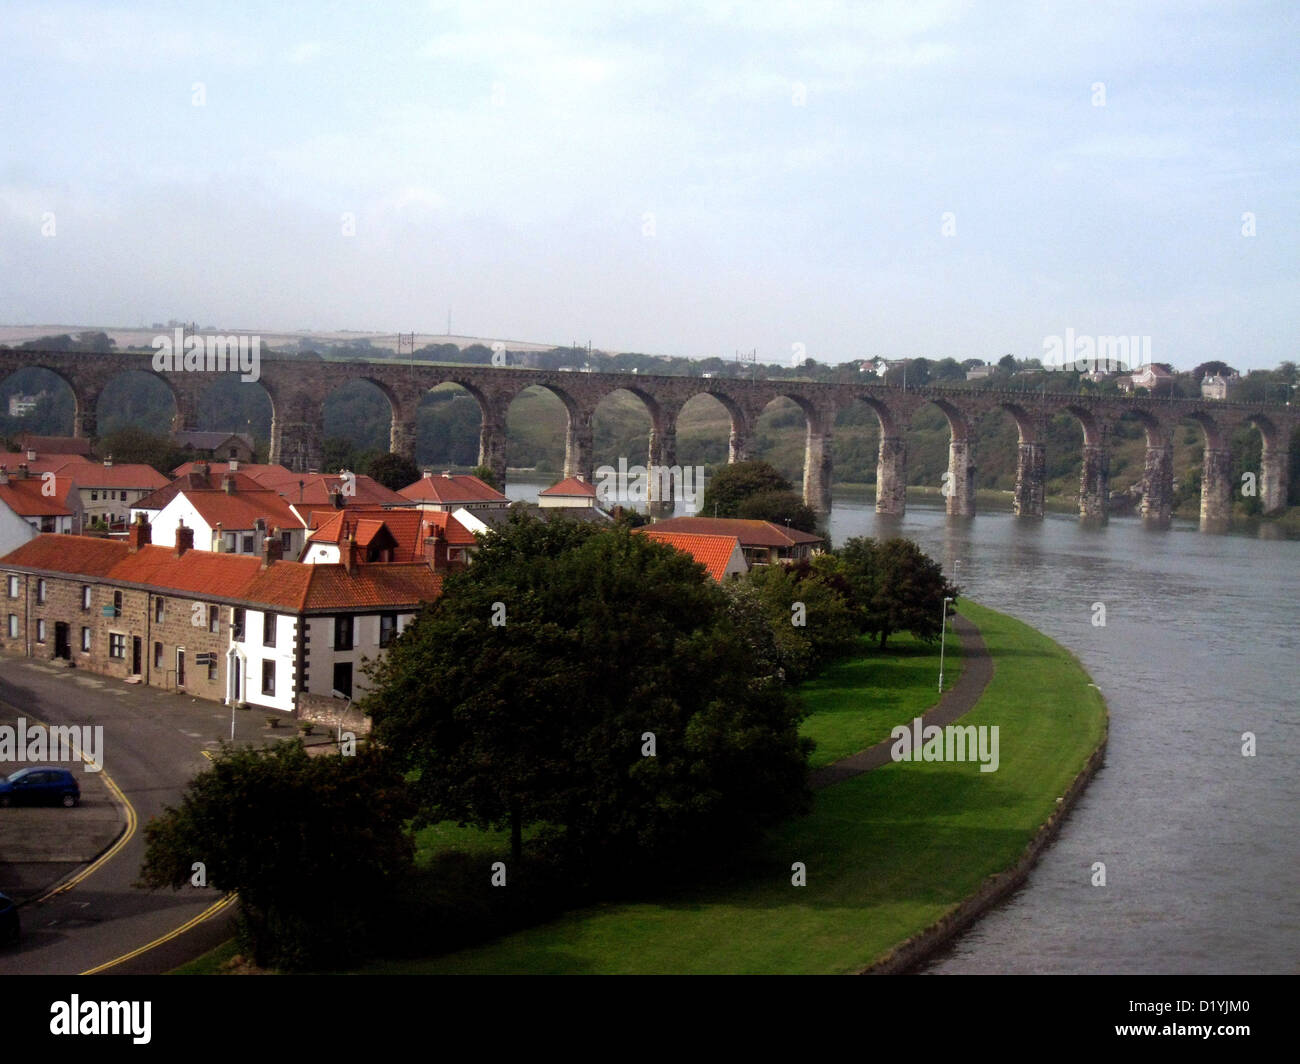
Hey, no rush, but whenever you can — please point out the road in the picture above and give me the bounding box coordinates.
[0,660,277,974]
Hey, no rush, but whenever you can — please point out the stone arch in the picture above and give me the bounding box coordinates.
[590,386,660,512]
[1238,411,1288,516]
[1063,405,1111,522]
[0,364,78,438]
[94,369,180,439]
[499,383,580,491]
[415,382,484,471]
[192,377,275,458]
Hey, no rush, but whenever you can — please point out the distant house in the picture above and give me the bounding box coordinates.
[0,466,79,535]
[300,507,475,567]
[171,430,256,463]
[1201,374,1239,401]
[7,394,45,418]
[397,471,509,513]
[15,434,93,458]
[1118,365,1176,395]
[633,529,747,582]
[539,475,599,509]
[253,469,412,510]
[643,516,824,566]
[966,364,994,380]
[0,491,39,556]
[68,458,169,528]
[142,471,308,557]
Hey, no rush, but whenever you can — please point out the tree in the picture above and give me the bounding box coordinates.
[139,741,415,970]
[997,354,1017,372]
[96,427,188,475]
[470,464,499,490]
[702,460,816,531]
[831,536,956,649]
[366,452,420,491]
[362,515,811,880]
[1191,360,1236,383]
[738,561,856,683]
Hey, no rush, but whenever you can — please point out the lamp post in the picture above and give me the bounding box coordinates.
[938,596,954,693]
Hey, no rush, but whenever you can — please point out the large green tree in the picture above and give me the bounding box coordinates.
[828,536,957,649]
[365,451,421,491]
[701,460,818,532]
[362,514,812,879]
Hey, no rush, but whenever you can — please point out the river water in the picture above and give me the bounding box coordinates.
[506,478,1299,973]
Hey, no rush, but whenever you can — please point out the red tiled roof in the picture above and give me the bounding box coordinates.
[306,507,475,559]
[15,435,92,455]
[540,476,597,498]
[0,534,442,613]
[0,453,94,475]
[68,463,169,490]
[399,473,508,505]
[644,516,824,548]
[634,530,743,582]
[258,471,409,507]
[172,461,293,479]
[133,472,264,512]
[180,488,304,532]
[0,476,76,517]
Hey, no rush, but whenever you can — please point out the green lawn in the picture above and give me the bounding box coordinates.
[359,600,1107,974]
[799,630,961,768]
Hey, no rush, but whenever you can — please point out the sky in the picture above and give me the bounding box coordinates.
[1,0,1296,371]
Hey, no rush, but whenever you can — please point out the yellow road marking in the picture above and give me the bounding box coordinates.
[201,749,215,760]
[82,893,238,975]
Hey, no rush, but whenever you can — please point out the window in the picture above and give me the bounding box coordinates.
[113,590,122,615]
[91,491,98,502]
[334,615,354,651]
[242,534,254,553]
[8,615,17,638]
[109,633,125,659]
[262,612,276,647]
[261,660,275,695]
[232,607,245,640]
[6,576,17,599]
[332,662,353,699]
[208,605,219,634]
[82,585,92,610]
[120,491,127,501]
[154,597,165,623]
[379,613,397,648]
[281,530,293,552]
[154,642,163,669]
[36,579,46,604]
[81,627,91,652]
[35,619,45,643]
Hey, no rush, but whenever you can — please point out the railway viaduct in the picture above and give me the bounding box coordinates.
[1,347,1294,530]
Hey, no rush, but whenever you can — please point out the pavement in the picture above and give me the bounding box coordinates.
[0,657,335,974]
[809,613,992,790]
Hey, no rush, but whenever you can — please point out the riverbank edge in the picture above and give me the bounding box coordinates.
[858,618,1109,976]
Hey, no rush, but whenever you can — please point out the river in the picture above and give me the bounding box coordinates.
[508,477,1299,973]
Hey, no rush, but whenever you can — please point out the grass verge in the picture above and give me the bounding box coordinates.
[358,599,1106,974]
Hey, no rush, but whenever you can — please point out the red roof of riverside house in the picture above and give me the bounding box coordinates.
[254,470,410,508]
[539,476,597,498]
[305,508,476,560]
[180,487,305,533]
[15,435,92,456]
[398,472,509,506]
[0,452,95,475]
[634,530,744,583]
[172,461,293,480]
[0,474,76,517]
[643,516,824,549]
[0,535,443,614]
[132,471,265,512]
[68,461,169,491]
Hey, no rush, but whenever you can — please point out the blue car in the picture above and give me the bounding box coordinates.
[0,766,80,808]
[0,892,17,945]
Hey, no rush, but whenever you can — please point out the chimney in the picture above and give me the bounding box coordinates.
[229,459,239,472]
[26,449,36,461]
[423,524,449,571]
[262,526,283,568]
[196,461,210,480]
[213,521,224,551]
[331,488,344,509]
[422,470,433,480]
[18,463,30,480]
[442,470,452,479]
[575,473,585,483]
[104,454,113,468]
[175,520,194,557]
[128,513,151,552]
[0,466,9,486]
[343,529,358,575]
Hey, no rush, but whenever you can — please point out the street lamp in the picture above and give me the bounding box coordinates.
[938,596,954,693]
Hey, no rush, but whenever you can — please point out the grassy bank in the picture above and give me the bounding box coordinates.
[359,599,1106,974]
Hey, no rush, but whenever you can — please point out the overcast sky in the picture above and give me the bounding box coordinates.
[2,1,1296,370]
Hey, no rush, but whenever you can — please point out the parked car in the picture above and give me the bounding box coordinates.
[0,767,80,807]
[0,892,18,945]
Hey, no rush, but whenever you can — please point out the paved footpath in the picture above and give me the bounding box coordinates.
[809,613,992,790]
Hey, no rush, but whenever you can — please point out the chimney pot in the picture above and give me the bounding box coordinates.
[128,513,152,551]
[0,466,9,486]
[26,449,36,461]
[104,454,113,468]
[262,527,283,568]
[175,521,194,556]
[18,463,30,479]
